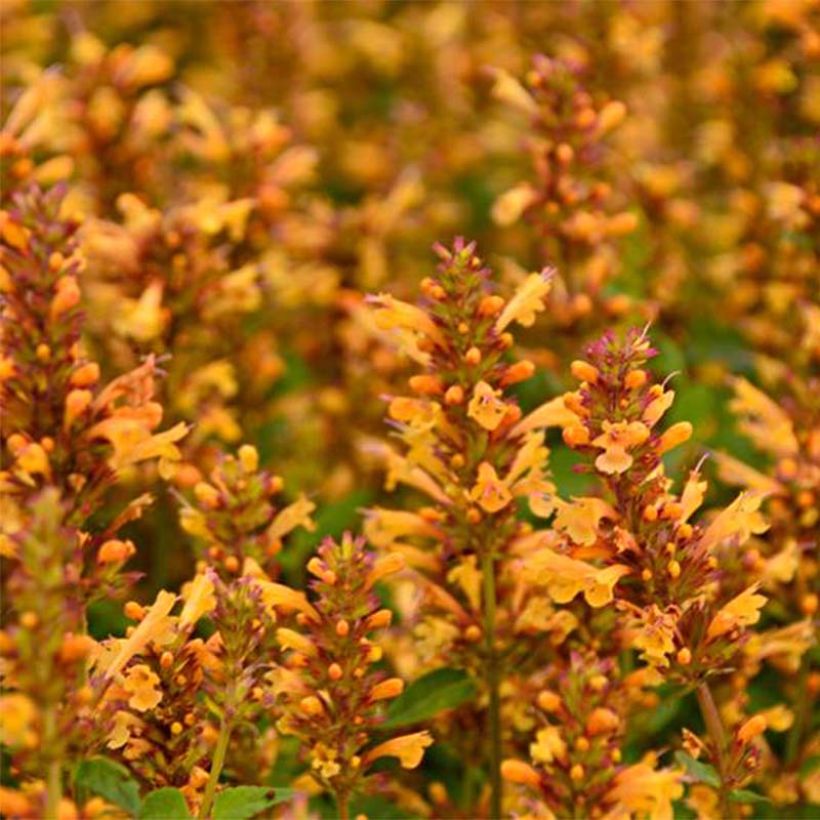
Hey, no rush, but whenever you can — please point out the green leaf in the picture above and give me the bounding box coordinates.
[213,786,295,819]
[384,668,476,729]
[673,751,721,789]
[728,789,771,804]
[74,757,141,816]
[140,788,191,819]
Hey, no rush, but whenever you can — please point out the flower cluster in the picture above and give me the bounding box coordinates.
[274,533,432,818]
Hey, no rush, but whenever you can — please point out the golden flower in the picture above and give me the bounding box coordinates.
[643,389,675,427]
[365,553,406,589]
[267,495,317,543]
[97,539,136,564]
[492,183,538,227]
[470,462,513,513]
[369,678,405,701]
[586,708,620,736]
[607,763,683,820]
[553,497,617,546]
[104,590,177,679]
[632,606,678,668]
[592,420,650,474]
[363,731,433,769]
[0,694,37,748]
[500,759,542,788]
[276,628,317,658]
[467,381,508,431]
[736,714,767,743]
[178,574,216,629]
[123,664,162,711]
[256,579,319,622]
[495,270,553,332]
[530,726,567,765]
[107,710,142,750]
[512,396,580,436]
[657,422,693,454]
[706,584,767,642]
[700,491,769,552]
[489,68,539,116]
[532,548,629,608]
[369,293,446,347]
[113,281,168,342]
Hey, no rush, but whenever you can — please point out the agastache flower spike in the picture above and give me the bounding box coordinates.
[275,534,430,819]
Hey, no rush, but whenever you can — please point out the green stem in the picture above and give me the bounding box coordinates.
[335,790,350,820]
[43,707,61,820]
[482,549,502,820]
[199,718,231,820]
[785,656,809,765]
[696,682,730,815]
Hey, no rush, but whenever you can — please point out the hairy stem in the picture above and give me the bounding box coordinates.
[482,549,502,819]
[336,790,350,820]
[696,682,730,814]
[785,656,809,765]
[199,718,231,819]
[43,707,61,820]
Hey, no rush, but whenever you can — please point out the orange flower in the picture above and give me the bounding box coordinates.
[122,664,162,711]
[532,548,629,607]
[495,270,552,332]
[706,584,767,641]
[363,731,433,769]
[467,381,508,431]
[591,420,649,474]
[469,462,513,513]
[606,763,683,820]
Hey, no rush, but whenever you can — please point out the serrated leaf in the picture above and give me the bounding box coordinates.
[384,668,476,729]
[140,787,191,819]
[74,757,141,816]
[673,751,721,789]
[213,786,295,819]
[728,789,771,804]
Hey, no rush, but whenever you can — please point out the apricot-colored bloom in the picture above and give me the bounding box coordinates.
[492,183,538,226]
[470,462,513,513]
[530,726,567,765]
[729,377,799,456]
[606,763,683,820]
[591,420,649,474]
[467,381,507,431]
[706,584,767,641]
[0,694,37,748]
[363,731,433,769]
[699,491,769,552]
[267,495,317,542]
[495,270,552,332]
[104,590,176,680]
[178,573,216,629]
[369,293,446,347]
[500,759,542,788]
[512,396,580,436]
[489,68,539,116]
[532,548,629,607]
[631,606,678,668]
[256,579,319,622]
[553,497,617,546]
[122,664,162,711]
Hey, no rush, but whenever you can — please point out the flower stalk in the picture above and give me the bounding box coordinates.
[198,717,232,820]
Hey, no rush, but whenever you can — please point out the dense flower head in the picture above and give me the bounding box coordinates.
[274,533,431,807]
[0,2,818,817]
[178,443,315,578]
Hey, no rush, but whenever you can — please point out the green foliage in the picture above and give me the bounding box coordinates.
[673,751,721,789]
[212,786,295,819]
[385,667,476,728]
[74,757,141,816]
[139,788,191,819]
